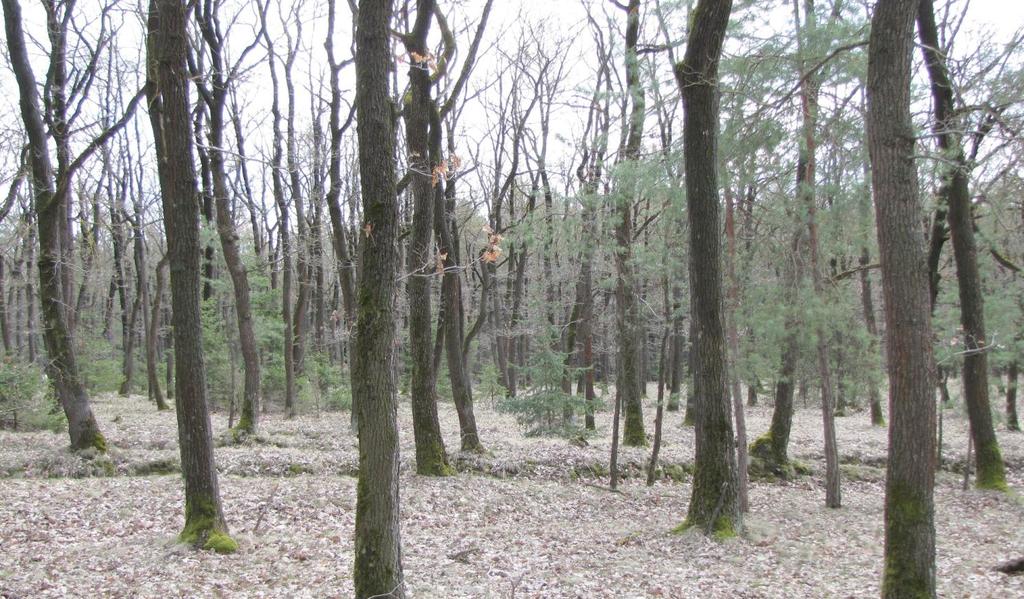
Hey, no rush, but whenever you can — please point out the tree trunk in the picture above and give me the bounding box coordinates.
[402,0,450,476]
[859,247,886,426]
[351,0,405,594]
[195,0,262,436]
[3,0,105,451]
[917,0,1006,491]
[867,0,937,594]
[261,16,297,419]
[147,256,169,411]
[725,185,749,512]
[1007,362,1019,432]
[674,0,739,536]
[147,0,234,553]
[615,0,647,448]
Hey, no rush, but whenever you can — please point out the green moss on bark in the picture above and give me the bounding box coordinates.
[203,531,239,554]
[975,441,1009,491]
[882,482,934,598]
[72,430,108,453]
[672,515,738,540]
[417,458,456,477]
[179,495,236,554]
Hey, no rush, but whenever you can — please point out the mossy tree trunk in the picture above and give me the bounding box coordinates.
[917,0,1006,491]
[3,0,105,452]
[614,0,647,448]
[147,0,234,553]
[402,0,450,476]
[351,0,405,595]
[674,0,739,537]
[867,0,937,594]
[752,230,801,475]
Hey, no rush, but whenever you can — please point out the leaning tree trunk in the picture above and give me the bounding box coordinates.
[917,0,1006,491]
[674,0,739,537]
[3,0,105,451]
[147,0,234,553]
[867,0,937,594]
[350,0,405,595]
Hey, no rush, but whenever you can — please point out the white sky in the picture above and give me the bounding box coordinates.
[1,0,1021,212]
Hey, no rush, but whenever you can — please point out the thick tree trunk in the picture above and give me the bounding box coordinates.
[351,0,405,594]
[674,0,739,536]
[3,0,105,451]
[868,0,937,594]
[917,0,1006,491]
[147,0,234,553]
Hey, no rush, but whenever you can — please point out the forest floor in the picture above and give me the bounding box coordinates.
[1,389,1023,598]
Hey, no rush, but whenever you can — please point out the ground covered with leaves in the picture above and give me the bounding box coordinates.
[2,391,1023,598]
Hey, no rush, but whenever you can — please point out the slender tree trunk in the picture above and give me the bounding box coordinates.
[195,1,262,436]
[351,0,405,593]
[615,0,647,448]
[859,247,886,426]
[674,0,739,536]
[261,16,297,419]
[751,230,801,475]
[1007,362,1019,432]
[325,0,357,330]
[147,0,234,553]
[725,186,749,512]
[868,0,937,593]
[403,0,450,475]
[147,256,169,411]
[917,0,1006,491]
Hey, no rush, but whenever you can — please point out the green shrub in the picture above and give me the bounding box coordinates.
[497,327,587,437]
[0,357,64,433]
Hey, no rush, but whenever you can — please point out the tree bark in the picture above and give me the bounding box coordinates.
[147,0,234,553]
[1007,362,1019,432]
[195,0,262,436]
[674,0,739,536]
[351,0,405,594]
[917,0,1006,491]
[868,0,937,594]
[615,0,647,447]
[403,0,450,476]
[3,0,105,451]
